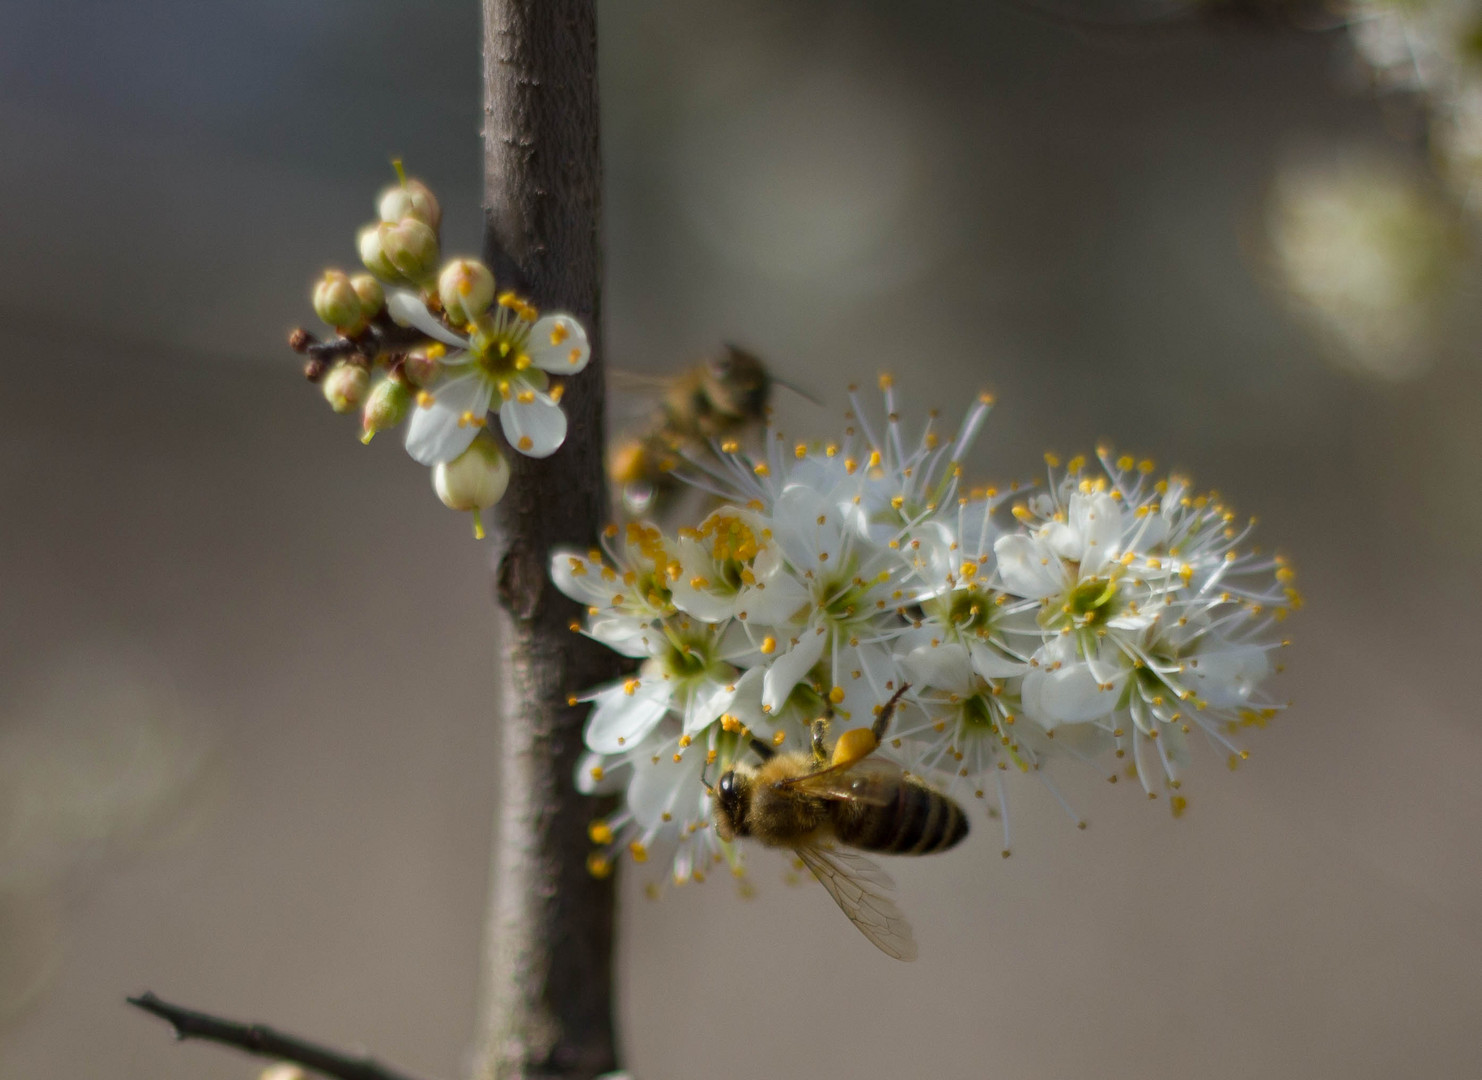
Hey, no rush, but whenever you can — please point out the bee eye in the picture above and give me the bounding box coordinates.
[718,771,736,798]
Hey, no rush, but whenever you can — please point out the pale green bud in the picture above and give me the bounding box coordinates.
[438,258,496,325]
[433,434,510,539]
[357,223,399,282]
[322,363,370,414]
[312,270,367,335]
[350,273,385,320]
[379,218,440,283]
[378,178,442,231]
[360,378,412,443]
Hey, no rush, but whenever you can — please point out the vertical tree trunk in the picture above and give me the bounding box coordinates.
[473,3,621,1079]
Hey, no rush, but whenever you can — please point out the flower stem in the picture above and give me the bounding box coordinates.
[473,3,622,1080]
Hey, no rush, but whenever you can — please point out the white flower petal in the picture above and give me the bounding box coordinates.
[629,748,704,829]
[575,749,630,795]
[900,643,975,695]
[686,679,738,735]
[1073,492,1123,576]
[584,680,671,753]
[761,627,827,714]
[550,550,615,607]
[526,314,590,373]
[966,640,1027,680]
[404,372,493,466]
[994,534,1065,599]
[1188,643,1271,707]
[499,391,568,458]
[385,289,471,348]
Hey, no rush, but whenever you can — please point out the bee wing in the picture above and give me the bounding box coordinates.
[775,756,903,807]
[794,843,918,961]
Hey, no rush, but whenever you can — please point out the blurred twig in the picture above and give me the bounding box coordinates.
[127,991,432,1080]
[472,2,624,1080]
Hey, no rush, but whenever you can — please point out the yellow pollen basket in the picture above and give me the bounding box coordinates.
[831,727,879,767]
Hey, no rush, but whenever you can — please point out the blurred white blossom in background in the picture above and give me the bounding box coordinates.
[1265,147,1466,378]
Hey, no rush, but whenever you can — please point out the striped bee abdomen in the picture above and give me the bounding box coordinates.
[835,779,968,855]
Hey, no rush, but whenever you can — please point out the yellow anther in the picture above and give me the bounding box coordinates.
[589,821,614,844]
[589,765,605,782]
[569,348,582,365]
[868,449,882,468]
[795,443,808,459]
[416,390,435,409]
[772,730,786,747]
[844,458,858,475]
[515,354,532,371]
[721,440,740,453]
[1044,452,1061,467]
[753,462,770,477]
[978,392,994,405]
[1138,459,1155,473]
[828,686,845,705]
[518,436,533,450]
[549,320,570,345]
[628,842,648,863]
[623,678,640,696]
[825,443,838,457]
[426,343,447,360]
[586,853,612,878]
[549,383,565,403]
[878,373,894,390]
[760,636,776,655]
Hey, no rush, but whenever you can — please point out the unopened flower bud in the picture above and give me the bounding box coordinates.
[378,177,442,231]
[379,218,440,283]
[360,378,412,443]
[313,270,367,335]
[401,351,440,388]
[350,273,384,320]
[438,258,496,325]
[357,223,399,281]
[433,434,510,539]
[322,363,369,414]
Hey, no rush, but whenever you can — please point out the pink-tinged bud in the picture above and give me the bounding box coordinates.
[378,177,442,231]
[312,270,366,335]
[401,351,441,388]
[438,258,496,325]
[433,434,510,539]
[350,273,384,320]
[360,378,412,443]
[379,218,440,283]
[322,363,369,414]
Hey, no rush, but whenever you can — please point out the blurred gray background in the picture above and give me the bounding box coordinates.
[2,1,1481,1078]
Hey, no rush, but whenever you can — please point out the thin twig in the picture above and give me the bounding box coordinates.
[127,991,432,1080]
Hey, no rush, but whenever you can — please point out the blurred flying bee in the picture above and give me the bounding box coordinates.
[707,685,968,960]
[608,344,808,517]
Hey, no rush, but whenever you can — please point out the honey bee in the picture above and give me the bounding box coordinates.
[608,344,780,517]
[707,685,968,960]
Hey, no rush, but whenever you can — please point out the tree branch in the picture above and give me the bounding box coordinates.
[473,2,623,1080]
[127,991,433,1080]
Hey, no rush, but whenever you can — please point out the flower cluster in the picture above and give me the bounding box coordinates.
[554,382,1299,886]
[290,165,592,536]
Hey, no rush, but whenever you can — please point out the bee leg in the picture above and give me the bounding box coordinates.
[810,717,830,765]
[872,683,912,741]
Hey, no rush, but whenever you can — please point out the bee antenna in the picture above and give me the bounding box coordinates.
[749,736,776,761]
[700,757,715,794]
[770,375,823,407]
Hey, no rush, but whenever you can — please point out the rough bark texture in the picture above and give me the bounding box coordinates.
[473,3,622,1080]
